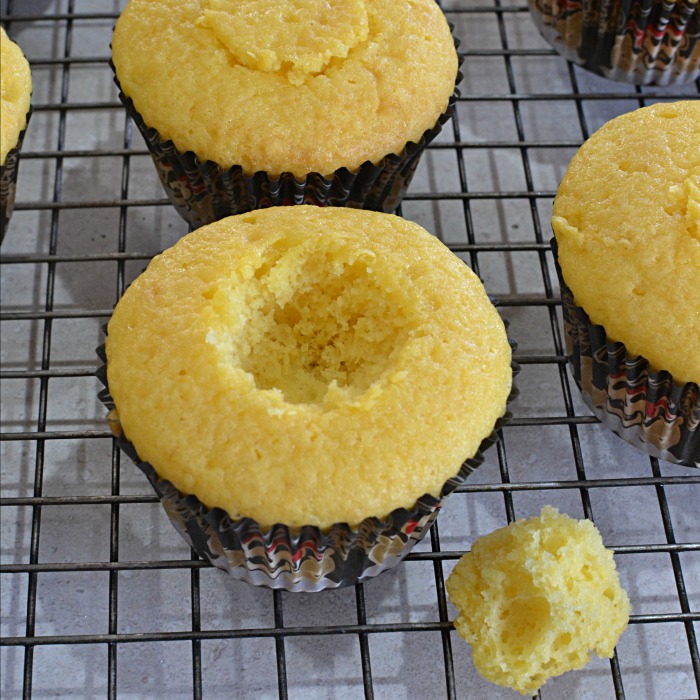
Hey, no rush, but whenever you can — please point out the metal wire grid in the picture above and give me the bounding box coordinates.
[0,1,699,698]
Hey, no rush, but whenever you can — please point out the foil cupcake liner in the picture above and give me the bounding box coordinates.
[529,0,700,85]
[95,330,519,592]
[110,31,463,228]
[552,239,699,467]
[1,113,31,244]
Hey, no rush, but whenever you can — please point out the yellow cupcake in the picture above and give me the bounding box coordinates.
[553,101,700,384]
[1,26,32,241]
[447,507,630,696]
[105,206,512,530]
[529,0,700,86]
[0,26,31,166]
[112,0,458,177]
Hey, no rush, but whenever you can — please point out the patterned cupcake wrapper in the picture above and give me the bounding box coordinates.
[1,112,31,244]
[529,0,700,85]
[95,329,519,592]
[110,30,463,229]
[552,239,699,467]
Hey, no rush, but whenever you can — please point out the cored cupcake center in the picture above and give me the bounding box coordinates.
[232,241,419,405]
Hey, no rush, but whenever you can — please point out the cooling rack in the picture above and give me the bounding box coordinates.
[1,1,698,698]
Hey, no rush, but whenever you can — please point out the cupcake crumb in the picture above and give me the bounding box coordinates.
[446,506,630,696]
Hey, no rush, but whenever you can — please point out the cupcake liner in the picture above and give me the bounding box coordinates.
[529,0,700,85]
[552,239,699,467]
[1,112,31,244]
[110,31,463,228]
[95,329,519,592]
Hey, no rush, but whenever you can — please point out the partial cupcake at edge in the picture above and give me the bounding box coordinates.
[110,0,461,228]
[529,0,700,85]
[552,100,699,467]
[1,25,32,243]
[97,206,517,591]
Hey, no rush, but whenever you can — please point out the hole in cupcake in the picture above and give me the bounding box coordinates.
[232,246,420,405]
[502,597,552,652]
[618,159,634,173]
[555,632,572,649]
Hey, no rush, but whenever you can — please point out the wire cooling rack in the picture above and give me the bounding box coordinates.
[1,1,699,698]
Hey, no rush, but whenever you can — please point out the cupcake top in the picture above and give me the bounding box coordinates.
[106,206,512,529]
[0,26,32,166]
[552,100,700,383]
[446,506,630,695]
[111,0,458,177]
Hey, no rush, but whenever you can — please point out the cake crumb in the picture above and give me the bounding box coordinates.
[446,506,630,696]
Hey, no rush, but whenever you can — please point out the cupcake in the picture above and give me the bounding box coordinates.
[552,101,699,467]
[529,0,700,85]
[111,0,461,228]
[446,507,630,696]
[1,26,32,243]
[98,206,515,591]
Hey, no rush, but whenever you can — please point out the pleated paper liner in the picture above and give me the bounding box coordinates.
[552,239,699,467]
[1,112,31,244]
[529,0,700,86]
[96,333,519,592]
[110,31,463,228]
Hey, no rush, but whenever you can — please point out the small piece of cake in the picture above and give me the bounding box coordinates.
[446,506,630,696]
[105,206,512,530]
